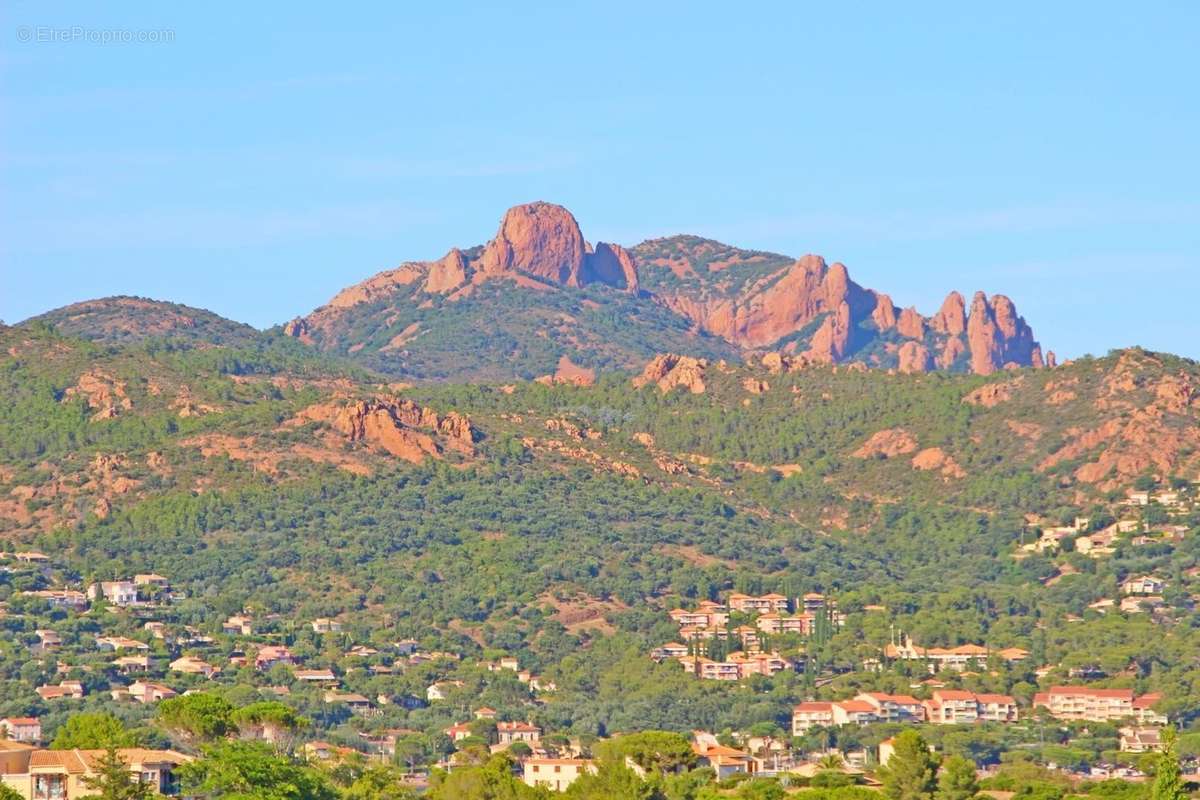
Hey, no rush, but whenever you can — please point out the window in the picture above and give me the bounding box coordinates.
[34,774,66,800]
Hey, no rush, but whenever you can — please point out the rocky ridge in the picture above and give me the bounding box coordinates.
[283,202,1050,377]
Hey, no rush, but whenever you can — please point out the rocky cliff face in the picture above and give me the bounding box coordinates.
[281,201,1048,377]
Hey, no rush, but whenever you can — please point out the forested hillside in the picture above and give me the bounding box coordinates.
[2,321,1200,751]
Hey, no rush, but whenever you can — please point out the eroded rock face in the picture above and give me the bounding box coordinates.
[965,292,1041,376]
[292,397,475,461]
[584,242,640,293]
[897,307,926,339]
[479,202,588,286]
[897,341,932,374]
[633,354,708,394]
[871,293,897,331]
[932,292,967,336]
[426,248,468,294]
[63,371,133,421]
[806,301,852,363]
[853,428,919,459]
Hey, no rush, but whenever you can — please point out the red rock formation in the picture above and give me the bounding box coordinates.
[633,354,708,394]
[426,248,468,294]
[292,397,475,461]
[479,202,587,286]
[806,301,852,363]
[283,317,312,343]
[897,307,926,339]
[871,293,897,331]
[584,242,640,293]
[897,341,932,374]
[930,292,965,336]
[853,428,919,458]
[963,291,1043,375]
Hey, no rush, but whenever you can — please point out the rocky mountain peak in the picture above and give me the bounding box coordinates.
[479,202,589,286]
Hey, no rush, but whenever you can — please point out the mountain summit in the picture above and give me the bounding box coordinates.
[281,202,1049,380]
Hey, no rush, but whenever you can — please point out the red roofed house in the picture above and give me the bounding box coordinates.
[856,692,925,722]
[0,717,41,743]
[255,645,297,671]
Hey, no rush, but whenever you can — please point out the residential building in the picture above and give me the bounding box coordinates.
[0,718,40,744]
[112,655,153,675]
[323,691,377,717]
[310,618,343,634]
[692,741,757,779]
[133,573,169,587]
[425,681,464,701]
[522,758,596,792]
[21,591,88,612]
[1032,686,1164,723]
[0,747,189,798]
[95,636,148,652]
[497,721,541,746]
[87,581,139,607]
[884,635,1026,673]
[170,656,217,678]
[727,593,790,614]
[127,681,177,704]
[650,643,690,661]
[922,690,1019,724]
[755,613,815,636]
[222,615,254,636]
[35,681,84,701]
[792,702,834,734]
[678,651,791,681]
[254,646,296,671]
[1120,728,1163,753]
[293,669,337,684]
[1121,575,1166,596]
[445,722,473,742]
[668,608,728,628]
[856,692,925,722]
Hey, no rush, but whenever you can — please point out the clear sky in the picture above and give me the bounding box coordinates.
[2,2,1197,359]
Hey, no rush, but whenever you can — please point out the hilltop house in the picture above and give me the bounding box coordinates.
[294,668,337,684]
[127,681,178,704]
[323,691,377,717]
[222,615,254,636]
[311,618,343,634]
[254,646,296,671]
[170,656,217,678]
[35,681,84,701]
[0,746,189,798]
[1120,727,1164,753]
[0,718,41,743]
[87,581,138,607]
[522,758,597,792]
[497,721,541,745]
[21,591,88,612]
[1121,575,1166,596]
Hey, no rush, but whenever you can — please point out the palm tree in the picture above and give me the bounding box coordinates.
[818,752,845,771]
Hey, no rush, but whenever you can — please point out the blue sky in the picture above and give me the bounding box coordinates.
[2,2,1197,359]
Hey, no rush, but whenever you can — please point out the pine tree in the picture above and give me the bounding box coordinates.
[81,746,154,800]
[935,755,978,800]
[878,730,939,800]
[1152,727,1186,800]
